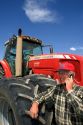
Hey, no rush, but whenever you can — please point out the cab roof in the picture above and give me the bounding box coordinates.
[5,35,42,46]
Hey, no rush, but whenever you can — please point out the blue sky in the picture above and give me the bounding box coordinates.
[0,0,83,59]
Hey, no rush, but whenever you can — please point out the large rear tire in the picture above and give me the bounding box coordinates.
[0,74,56,125]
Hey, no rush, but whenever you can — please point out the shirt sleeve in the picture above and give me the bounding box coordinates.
[33,86,55,104]
[66,86,83,116]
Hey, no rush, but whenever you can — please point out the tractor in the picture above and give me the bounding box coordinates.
[0,29,83,125]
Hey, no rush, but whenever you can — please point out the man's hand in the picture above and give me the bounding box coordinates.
[28,102,39,119]
[65,76,74,92]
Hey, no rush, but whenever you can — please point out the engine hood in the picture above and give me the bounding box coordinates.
[28,53,78,69]
[28,54,62,69]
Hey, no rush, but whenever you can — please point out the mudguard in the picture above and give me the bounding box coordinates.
[0,59,12,78]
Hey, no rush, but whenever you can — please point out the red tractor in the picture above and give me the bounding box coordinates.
[0,29,83,125]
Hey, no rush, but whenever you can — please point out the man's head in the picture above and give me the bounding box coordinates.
[57,62,75,84]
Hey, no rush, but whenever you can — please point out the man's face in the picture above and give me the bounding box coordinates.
[58,70,70,84]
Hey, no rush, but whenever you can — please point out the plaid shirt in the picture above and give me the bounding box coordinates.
[33,84,83,125]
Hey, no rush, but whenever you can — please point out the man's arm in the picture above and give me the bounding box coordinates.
[29,86,55,118]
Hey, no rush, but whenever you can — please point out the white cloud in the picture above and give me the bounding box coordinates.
[70,46,83,51]
[23,0,58,23]
[70,47,76,51]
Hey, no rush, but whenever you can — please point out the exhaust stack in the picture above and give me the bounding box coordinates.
[15,29,22,76]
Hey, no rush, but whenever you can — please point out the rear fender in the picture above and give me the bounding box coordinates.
[0,59,12,78]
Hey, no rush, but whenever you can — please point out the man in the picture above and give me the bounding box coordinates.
[28,62,83,125]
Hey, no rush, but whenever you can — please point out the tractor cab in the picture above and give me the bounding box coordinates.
[4,34,43,76]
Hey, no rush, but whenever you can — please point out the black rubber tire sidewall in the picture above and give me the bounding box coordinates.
[0,75,56,125]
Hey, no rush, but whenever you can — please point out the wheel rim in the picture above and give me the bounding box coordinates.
[0,97,16,125]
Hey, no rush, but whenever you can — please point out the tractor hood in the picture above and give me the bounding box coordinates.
[28,53,81,83]
[28,54,66,78]
[28,54,61,71]
[28,53,78,69]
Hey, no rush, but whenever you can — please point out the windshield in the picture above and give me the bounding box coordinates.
[23,39,43,56]
[4,38,43,57]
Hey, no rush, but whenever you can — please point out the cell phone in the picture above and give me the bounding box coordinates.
[68,73,73,78]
